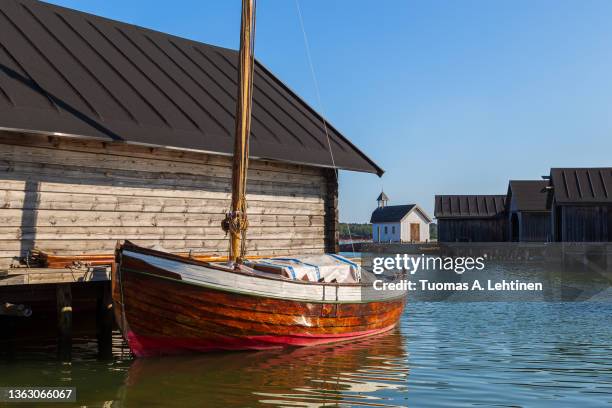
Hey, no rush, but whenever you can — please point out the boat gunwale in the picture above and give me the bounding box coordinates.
[119,266,406,304]
[119,241,386,289]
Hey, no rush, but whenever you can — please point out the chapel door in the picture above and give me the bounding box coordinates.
[410,223,420,242]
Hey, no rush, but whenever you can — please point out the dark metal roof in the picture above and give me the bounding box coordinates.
[507,180,550,212]
[370,204,415,223]
[376,191,389,202]
[0,0,382,175]
[434,195,507,219]
[550,168,612,204]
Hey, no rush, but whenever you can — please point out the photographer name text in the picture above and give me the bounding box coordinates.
[373,279,543,291]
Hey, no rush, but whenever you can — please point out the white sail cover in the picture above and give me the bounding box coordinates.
[248,255,361,283]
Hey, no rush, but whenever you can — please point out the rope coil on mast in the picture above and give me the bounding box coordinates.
[222,209,249,251]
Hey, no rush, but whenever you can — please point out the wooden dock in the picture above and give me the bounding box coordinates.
[1,266,110,286]
[1,265,113,359]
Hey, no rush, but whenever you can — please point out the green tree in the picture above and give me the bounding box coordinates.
[339,223,372,239]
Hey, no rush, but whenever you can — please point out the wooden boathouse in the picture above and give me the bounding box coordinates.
[506,180,551,242]
[0,0,382,270]
[434,195,508,242]
[0,0,381,351]
[548,168,612,242]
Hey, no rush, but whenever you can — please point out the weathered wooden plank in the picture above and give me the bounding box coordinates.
[0,247,325,258]
[0,143,326,185]
[0,246,326,269]
[20,268,110,284]
[0,191,325,213]
[0,162,325,199]
[0,274,25,285]
[0,181,323,205]
[0,132,324,176]
[0,210,324,227]
[0,225,325,240]
[0,238,326,252]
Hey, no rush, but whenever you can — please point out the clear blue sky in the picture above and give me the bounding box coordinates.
[48,0,612,222]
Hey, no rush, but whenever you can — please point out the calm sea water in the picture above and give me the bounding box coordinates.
[1,302,612,407]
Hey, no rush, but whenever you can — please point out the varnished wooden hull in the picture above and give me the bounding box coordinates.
[113,243,406,357]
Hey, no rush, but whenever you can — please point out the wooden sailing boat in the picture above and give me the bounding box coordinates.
[111,0,406,357]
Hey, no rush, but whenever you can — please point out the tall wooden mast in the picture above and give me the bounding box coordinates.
[223,0,256,263]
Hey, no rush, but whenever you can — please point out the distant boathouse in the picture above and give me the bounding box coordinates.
[435,168,612,243]
[507,180,551,242]
[434,195,507,242]
[548,168,612,242]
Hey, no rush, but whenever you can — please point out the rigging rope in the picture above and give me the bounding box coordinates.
[295,0,356,254]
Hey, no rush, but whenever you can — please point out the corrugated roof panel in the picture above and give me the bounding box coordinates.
[0,42,48,109]
[601,170,612,199]
[568,170,581,200]
[434,195,507,218]
[551,168,612,204]
[590,169,606,199]
[59,10,171,127]
[0,0,382,175]
[468,196,476,215]
[1,3,94,116]
[487,196,494,214]
[576,170,590,199]
[494,195,505,213]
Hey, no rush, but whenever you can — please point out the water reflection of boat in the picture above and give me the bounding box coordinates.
[118,329,408,407]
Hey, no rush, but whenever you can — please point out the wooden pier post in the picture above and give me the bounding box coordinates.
[0,316,16,358]
[56,283,72,360]
[96,282,114,358]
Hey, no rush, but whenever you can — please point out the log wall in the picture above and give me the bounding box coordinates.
[0,132,337,268]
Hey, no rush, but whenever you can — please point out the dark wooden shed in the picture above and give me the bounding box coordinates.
[506,180,551,242]
[549,168,612,242]
[434,195,508,242]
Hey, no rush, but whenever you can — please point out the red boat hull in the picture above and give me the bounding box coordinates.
[126,324,398,357]
[113,245,406,357]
